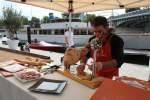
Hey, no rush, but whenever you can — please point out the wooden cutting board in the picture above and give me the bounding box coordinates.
[57,69,104,89]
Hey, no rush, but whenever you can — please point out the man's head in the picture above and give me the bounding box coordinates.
[91,16,109,40]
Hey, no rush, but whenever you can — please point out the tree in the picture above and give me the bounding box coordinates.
[41,16,50,23]
[2,7,23,39]
[62,13,82,19]
[22,16,29,25]
[30,17,40,28]
[0,19,4,28]
[62,13,68,19]
[31,17,40,23]
[82,14,96,23]
[125,8,140,13]
[72,13,82,18]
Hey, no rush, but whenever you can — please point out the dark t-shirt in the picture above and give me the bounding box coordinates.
[88,34,124,67]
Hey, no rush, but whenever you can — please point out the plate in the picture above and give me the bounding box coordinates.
[28,78,67,94]
[1,63,26,73]
[14,70,42,83]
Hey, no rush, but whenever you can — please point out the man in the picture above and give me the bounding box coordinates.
[77,16,124,78]
[64,28,74,48]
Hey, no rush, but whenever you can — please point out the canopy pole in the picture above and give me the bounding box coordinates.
[69,12,72,32]
[68,0,73,32]
[86,12,89,35]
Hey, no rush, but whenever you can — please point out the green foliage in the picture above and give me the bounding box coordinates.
[22,16,29,25]
[30,17,40,28]
[126,8,140,13]
[62,13,82,19]
[0,19,4,28]
[31,17,40,24]
[82,14,96,23]
[72,13,82,18]
[41,16,50,23]
[2,7,23,39]
[62,13,68,19]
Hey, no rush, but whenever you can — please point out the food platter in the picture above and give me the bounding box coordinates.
[14,69,42,83]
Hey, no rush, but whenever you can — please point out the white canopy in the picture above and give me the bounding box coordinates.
[6,0,150,13]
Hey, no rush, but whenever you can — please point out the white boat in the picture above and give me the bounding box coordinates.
[18,19,92,46]
[2,18,150,50]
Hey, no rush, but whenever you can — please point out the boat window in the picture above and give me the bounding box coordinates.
[55,30,59,35]
[48,30,52,35]
[43,30,47,35]
[39,30,43,34]
[60,29,64,35]
[34,30,37,34]
[54,29,64,35]
[80,29,87,35]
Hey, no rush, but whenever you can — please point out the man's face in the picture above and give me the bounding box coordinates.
[92,25,108,40]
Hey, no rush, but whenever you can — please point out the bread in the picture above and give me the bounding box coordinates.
[14,59,45,66]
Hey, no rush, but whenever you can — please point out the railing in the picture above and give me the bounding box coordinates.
[110,8,150,21]
[117,33,150,36]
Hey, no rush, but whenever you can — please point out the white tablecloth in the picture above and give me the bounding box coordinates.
[0,72,95,100]
[0,76,36,100]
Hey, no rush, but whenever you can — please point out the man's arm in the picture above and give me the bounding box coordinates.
[77,35,96,74]
[96,35,124,71]
[77,47,89,75]
[96,59,117,70]
[111,35,124,67]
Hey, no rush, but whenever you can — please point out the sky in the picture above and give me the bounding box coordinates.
[0,0,62,19]
[0,0,125,20]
